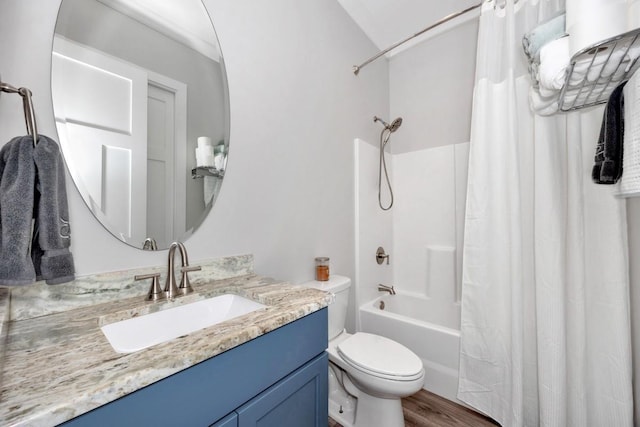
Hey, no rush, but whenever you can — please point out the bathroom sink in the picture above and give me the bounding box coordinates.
[101,294,267,353]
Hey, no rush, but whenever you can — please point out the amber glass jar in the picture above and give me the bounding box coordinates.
[315,257,330,281]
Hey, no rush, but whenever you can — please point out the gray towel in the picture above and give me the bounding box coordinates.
[31,135,75,284]
[0,136,37,285]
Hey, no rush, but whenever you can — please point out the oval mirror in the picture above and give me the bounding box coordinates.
[51,0,229,250]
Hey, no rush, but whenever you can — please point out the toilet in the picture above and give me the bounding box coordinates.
[304,275,425,427]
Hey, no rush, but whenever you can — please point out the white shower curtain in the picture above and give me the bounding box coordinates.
[458,1,634,426]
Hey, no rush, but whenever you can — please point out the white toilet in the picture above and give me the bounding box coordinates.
[304,275,425,427]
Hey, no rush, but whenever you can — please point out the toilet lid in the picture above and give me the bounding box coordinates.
[337,332,423,380]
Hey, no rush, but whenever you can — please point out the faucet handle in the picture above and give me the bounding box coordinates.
[135,273,165,301]
[376,247,390,265]
[178,265,201,295]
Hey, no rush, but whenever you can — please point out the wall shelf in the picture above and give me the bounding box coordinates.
[559,28,640,111]
[192,166,224,179]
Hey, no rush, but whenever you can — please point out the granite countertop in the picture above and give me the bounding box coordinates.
[0,274,332,427]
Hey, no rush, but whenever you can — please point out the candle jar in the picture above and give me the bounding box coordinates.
[315,257,330,281]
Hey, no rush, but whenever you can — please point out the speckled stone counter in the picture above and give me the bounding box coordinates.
[0,288,9,379]
[0,265,331,426]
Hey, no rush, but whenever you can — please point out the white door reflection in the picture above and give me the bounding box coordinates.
[52,36,187,248]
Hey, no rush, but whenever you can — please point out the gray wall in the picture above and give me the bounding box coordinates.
[0,0,388,331]
[389,18,478,154]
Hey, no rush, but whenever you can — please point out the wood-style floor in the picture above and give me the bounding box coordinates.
[328,389,500,427]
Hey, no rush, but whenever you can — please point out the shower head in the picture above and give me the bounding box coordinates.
[373,116,403,132]
[388,117,402,132]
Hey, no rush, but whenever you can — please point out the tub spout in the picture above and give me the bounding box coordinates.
[377,284,396,295]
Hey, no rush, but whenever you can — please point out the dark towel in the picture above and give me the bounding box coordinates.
[31,135,74,285]
[0,136,37,285]
[592,82,626,184]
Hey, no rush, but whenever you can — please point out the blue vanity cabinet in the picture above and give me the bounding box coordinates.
[61,308,328,427]
[235,352,327,426]
[211,413,238,427]
[210,352,327,427]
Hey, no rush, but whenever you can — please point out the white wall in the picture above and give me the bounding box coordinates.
[355,140,469,331]
[389,18,478,154]
[354,139,394,330]
[393,145,456,296]
[392,143,468,322]
[0,0,388,331]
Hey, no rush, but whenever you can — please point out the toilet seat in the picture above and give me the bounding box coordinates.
[337,332,424,381]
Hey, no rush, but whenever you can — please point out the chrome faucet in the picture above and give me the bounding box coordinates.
[377,284,396,295]
[135,271,164,301]
[165,242,201,299]
[142,237,158,251]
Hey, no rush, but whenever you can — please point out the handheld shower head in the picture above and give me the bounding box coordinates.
[388,117,402,132]
[373,116,403,133]
[374,115,403,211]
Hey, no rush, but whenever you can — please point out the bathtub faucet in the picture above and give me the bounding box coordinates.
[377,284,396,295]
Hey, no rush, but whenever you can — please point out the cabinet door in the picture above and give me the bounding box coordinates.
[211,412,238,427]
[237,353,328,427]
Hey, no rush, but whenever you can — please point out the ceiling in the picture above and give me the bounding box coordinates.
[337,0,481,57]
[97,0,220,60]
[97,0,480,63]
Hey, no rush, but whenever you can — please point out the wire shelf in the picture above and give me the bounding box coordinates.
[191,166,224,179]
[559,27,640,111]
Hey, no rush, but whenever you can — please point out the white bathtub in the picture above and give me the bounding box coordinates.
[359,293,462,404]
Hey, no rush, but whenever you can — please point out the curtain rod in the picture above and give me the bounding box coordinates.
[353,2,483,75]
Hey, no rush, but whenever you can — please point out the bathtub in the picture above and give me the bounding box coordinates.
[359,293,461,404]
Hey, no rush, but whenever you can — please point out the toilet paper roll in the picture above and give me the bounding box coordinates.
[567,0,628,56]
[197,136,213,148]
[196,146,214,167]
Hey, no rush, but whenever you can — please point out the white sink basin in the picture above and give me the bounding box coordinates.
[101,294,267,353]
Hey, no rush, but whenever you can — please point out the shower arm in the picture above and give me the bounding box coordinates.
[352,2,482,75]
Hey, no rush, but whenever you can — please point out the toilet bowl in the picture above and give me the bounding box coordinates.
[304,276,425,427]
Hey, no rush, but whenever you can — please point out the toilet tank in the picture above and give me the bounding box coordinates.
[303,275,351,340]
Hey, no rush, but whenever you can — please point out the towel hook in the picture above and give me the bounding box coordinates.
[0,76,39,146]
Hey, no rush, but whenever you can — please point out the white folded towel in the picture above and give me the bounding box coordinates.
[538,36,571,91]
[529,86,559,116]
[570,49,630,86]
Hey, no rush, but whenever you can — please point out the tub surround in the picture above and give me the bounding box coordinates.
[0,256,332,426]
